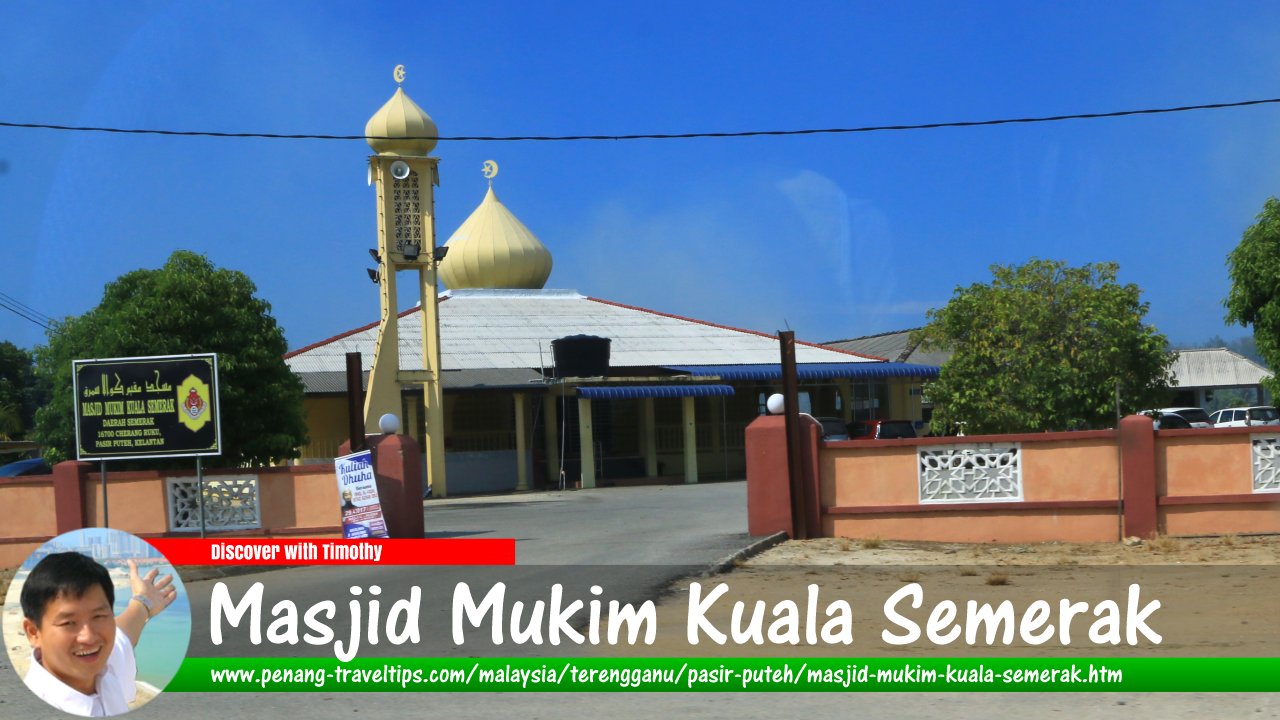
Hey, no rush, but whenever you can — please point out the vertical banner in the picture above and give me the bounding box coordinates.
[334,450,389,538]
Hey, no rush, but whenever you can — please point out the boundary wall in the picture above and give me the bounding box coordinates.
[747,415,1280,543]
[0,433,424,568]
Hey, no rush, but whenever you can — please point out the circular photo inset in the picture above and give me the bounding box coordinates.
[3,528,191,716]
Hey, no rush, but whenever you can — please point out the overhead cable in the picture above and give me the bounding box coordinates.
[1,97,1277,143]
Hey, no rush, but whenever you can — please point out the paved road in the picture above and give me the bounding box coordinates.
[423,481,755,565]
[3,482,1275,718]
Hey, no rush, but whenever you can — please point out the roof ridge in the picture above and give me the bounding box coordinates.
[1175,346,1272,372]
[583,296,887,361]
[822,326,922,344]
[284,302,435,359]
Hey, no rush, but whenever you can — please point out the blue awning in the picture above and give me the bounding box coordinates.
[577,384,736,399]
[663,362,940,381]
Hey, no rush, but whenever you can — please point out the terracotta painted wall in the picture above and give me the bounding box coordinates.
[1157,431,1253,497]
[819,431,1122,544]
[279,467,344,530]
[1156,428,1280,536]
[0,479,59,567]
[1021,439,1119,502]
[1162,504,1280,536]
[806,423,1280,543]
[822,443,918,507]
[81,472,170,536]
[827,508,1117,544]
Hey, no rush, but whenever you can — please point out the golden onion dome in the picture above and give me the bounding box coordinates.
[440,172,553,290]
[364,86,438,156]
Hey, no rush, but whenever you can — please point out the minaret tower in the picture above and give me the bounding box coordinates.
[363,65,448,496]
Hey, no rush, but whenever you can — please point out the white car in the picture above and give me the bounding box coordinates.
[1209,406,1280,427]
[1139,407,1212,428]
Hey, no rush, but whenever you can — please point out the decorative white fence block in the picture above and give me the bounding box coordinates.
[1250,435,1280,493]
[166,474,262,532]
[918,443,1023,503]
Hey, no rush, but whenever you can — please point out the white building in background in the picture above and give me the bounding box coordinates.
[1168,347,1272,410]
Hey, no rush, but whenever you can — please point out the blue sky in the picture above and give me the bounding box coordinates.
[2,1,1278,353]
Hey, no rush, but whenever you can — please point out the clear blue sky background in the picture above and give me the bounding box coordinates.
[2,2,1278,353]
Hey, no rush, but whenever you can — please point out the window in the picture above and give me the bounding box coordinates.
[1251,407,1279,423]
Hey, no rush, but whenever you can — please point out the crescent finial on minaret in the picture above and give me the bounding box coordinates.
[482,160,499,185]
[393,64,406,85]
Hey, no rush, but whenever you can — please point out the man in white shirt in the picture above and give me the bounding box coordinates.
[20,551,177,717]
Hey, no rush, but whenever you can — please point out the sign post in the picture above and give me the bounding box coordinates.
[73,354,222,532]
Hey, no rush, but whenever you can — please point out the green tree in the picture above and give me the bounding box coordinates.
[916,259,1173,434]
[0,340,47,464]
[33,251,308,466]
[0,341,40,440]
[1225,197,1280,395]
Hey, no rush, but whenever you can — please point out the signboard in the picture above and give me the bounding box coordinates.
[334,450,389,539]
[73,354,221,461]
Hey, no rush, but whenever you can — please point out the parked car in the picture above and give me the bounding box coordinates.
[1149,413,1192,430]
[816,417,850,442]
[849,419,917,440]
[0,457,51,477]
[1209,406,1280,427]
[1138,407,1212,428]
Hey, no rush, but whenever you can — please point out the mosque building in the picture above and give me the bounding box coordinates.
[283,72,938,495]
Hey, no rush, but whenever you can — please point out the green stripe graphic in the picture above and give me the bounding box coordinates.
[169,657,1278,692]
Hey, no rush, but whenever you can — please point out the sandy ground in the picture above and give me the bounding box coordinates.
[626,534,1280,658]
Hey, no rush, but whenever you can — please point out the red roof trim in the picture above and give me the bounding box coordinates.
[284,301,438,359]
[583,296,887,361]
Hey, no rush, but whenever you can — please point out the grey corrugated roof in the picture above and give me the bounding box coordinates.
[824,328,953,366]
[286,289,880,376]
[1169,348,1271,388]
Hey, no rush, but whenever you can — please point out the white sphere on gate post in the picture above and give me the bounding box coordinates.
[766,393,786,415]
[378,413,401,434]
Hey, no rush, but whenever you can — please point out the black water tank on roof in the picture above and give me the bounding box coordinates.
[552,335,611,378]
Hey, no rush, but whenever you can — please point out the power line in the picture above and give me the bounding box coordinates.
[1,97,1277,143]
[0,297,52,330]
[0,290,53,324]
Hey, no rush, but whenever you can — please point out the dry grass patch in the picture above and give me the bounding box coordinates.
[862,536,884,550]
[958,568,979,577]
[898,572,922,583]
[985,572,1011,586]
[1146,535,1184,554]
[839,539,853,552]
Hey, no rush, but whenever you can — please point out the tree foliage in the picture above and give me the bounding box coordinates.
[0,342,36,435]
[0,341,45,461]
[1225,197,1280,395]
[33,251,307,466]
[916,259,1174,434]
